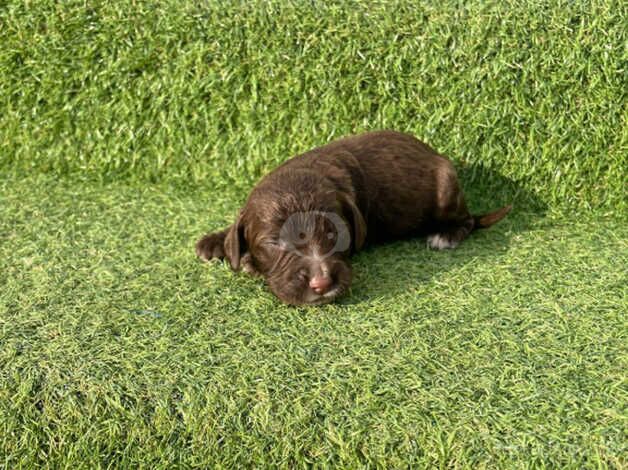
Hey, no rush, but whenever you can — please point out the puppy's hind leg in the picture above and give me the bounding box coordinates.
[427,204,513,250]
[427,218,474,250]
[426,165,512,250]
[427,165,475,250]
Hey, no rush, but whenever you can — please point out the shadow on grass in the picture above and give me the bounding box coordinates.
[456,162,547,217]
[337,163,548,305]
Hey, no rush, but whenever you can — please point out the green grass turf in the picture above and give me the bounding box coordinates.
[1,0,626,211]
[1,177,626,468]
[1,0,627,467]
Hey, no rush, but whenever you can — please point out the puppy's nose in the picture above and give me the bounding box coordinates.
[309,275,332,294]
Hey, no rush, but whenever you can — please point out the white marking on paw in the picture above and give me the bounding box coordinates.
[427,233,457,250]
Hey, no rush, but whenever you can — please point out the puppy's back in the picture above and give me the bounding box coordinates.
[321,131,457,238]
[265,130,465,240]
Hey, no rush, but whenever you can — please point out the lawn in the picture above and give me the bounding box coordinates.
[1,1,626,468]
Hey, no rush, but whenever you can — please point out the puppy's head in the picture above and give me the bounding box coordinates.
[225,191,366,305]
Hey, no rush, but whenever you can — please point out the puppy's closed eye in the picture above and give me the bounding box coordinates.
[296,269,308,282]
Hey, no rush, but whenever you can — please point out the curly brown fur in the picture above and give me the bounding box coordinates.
[196,130,511,305]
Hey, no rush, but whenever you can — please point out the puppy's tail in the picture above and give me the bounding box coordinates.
[472,205,512,230]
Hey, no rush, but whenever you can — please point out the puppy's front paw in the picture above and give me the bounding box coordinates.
[241,252,260,276]
[195,231,227,261]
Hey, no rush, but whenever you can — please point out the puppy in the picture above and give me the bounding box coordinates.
[196,130,511,305]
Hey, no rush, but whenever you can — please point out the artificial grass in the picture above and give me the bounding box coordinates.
[0,176,626,468]
[1,0,626,212]
[1,0,627,467]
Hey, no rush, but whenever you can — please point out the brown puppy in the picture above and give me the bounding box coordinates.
[196,130,511,305]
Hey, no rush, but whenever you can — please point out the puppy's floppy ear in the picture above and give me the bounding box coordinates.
[338,192,366,251]
[224,213,246,270]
